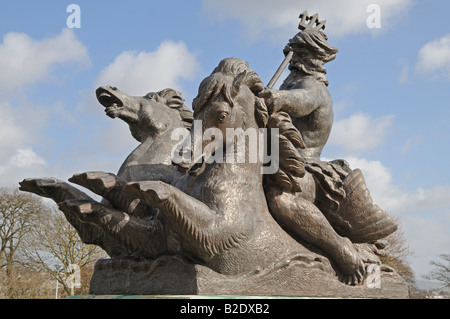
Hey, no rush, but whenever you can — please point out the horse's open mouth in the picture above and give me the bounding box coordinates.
[96,87,124,118]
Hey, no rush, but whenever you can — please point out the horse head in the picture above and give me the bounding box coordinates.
[174,58,268,176]
[96,86,192,142]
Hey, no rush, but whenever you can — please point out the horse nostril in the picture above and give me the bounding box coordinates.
[111,87,118,91]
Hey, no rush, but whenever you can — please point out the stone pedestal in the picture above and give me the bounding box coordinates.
[89,255,409,299]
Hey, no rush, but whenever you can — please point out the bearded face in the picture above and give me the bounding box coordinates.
[283,30,338,86]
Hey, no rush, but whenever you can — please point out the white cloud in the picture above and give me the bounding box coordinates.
[0,28,90,95]
[95,40,200,96]
[0,103,28,159]
[0,102,49,186]
[416,34,450,79]
[202,0,412,41]
[328,112,394,154]
[0,29,90,186]
[403,213,450,277]
[0,101,48,161]
[9,148,46,168]
[0,148,48,187]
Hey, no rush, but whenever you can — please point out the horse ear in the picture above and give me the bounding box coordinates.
[167,95,185,109]
[160,88,185,109]
[231,71,248,98]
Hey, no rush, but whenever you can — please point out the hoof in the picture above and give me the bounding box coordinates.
[69,171,118,195]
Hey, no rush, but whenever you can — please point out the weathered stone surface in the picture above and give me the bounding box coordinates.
[89,256,409,298]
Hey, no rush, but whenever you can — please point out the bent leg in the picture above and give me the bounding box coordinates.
[59,199,167,259]
[69,171,155,218]
[18,177,152,258]
[266,186,366,285]
[19,178,107,247]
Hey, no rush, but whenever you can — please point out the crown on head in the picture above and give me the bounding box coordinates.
[298,11,326,31]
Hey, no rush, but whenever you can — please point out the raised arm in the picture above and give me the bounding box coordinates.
[259,80,326,117]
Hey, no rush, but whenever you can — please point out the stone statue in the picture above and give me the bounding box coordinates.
[19,12,408,298]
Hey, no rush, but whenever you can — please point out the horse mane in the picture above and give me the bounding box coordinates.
[265,111,306,193]
[193,58,268,128]
[155,88,193,130]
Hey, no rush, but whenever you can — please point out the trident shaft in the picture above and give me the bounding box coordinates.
[267,51,293,89]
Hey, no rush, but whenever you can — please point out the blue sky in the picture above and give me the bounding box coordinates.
[1,0,449,282]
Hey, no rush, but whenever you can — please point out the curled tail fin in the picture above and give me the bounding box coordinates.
[333,169,398,243]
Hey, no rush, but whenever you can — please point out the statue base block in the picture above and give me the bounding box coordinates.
[89,256,409,299]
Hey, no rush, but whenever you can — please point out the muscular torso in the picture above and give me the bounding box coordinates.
[279,74,333,161]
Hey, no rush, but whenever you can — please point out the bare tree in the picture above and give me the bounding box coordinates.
[424,254,450,288]
[0,187,104,298]
[0,187,44,276]
[22,204,104,296]
[0,266,55,299]
[379,218,416,288]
